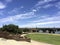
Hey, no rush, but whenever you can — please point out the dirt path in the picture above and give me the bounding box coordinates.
[0,38,53,45]
[0,34,53,45]
[50,34,60,36]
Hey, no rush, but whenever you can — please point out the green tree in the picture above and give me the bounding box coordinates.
[23,28,30,32]
[2,24,22,34]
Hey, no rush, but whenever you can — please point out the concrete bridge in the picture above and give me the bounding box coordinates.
[30,28,60,34]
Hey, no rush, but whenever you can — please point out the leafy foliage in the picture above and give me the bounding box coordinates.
[1,24,22,34]
[23,28,30,32]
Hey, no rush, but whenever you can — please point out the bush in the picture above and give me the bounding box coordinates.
[23,28,30,32]
[2,24,22,34]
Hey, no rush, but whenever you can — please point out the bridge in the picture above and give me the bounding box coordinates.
[30,28,60,33]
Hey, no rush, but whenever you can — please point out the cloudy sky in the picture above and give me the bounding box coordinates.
[0,0,60,28]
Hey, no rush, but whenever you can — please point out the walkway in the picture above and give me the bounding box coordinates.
[0,38,53,45]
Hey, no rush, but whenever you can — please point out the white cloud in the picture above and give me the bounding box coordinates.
[35,0,55,6]
[44,0,55,2]
[20,6,24,8]
[17,0,60,28]
[57,11,60,15]
[37,21,60,25]
[31,15,60,23]
[0,2,6,9]
[43,4,53,8]
[55,2,60,9]
[0,11,35,23]
[8,6,24,15]
[8,8,19,15]
[5,0,12,3]
[32,9,37,12]
[0,11,4,15]
[20,21,60,28]
[0,0,12,10]
[32,0,56,13]
[20,11,60,28]
[0,0,12,9]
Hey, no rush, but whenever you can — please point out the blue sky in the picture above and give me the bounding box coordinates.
[0,0,60,28]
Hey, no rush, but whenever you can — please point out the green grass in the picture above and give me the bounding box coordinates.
[26,34,60,45]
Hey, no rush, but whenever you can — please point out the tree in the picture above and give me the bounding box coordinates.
[2,24,22,34]
[23,28,30,32]
[0,28,2,31]
[17,28,22,34]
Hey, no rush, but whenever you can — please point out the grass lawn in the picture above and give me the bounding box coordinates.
[26,33,60,45]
